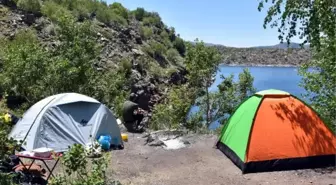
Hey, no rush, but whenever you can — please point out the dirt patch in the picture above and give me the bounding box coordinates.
[110,133,336,185]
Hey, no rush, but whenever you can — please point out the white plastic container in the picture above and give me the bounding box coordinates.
[32,147,54,158]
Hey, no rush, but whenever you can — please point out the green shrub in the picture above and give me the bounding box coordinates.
[17,0,41,13]
[41,1,72,22]
[96,5,127,26]
[160,30,172,48]
[150,41,166,58]
[168,27,176,41]
[119,57,132,77]
[111,14,127,26]
[148,61,165,79]
[96,6,112,25]
[151,85,193,130]
[0,6,9,20]
[82,0,101,13]
[141,12,163,28]
[166,67,178,77]
[0,29,51,103]
[92,69,130,118]
[140,26,153,40]
[132,7,145,21]
[72,2,90,20]
[109,2,129,19]
[49,144,121,185]
[167,48,182,65]
[173,37,186,56]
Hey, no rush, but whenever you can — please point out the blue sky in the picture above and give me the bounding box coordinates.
[107,0,302,47]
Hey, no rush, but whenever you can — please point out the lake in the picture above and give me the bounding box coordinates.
[209,65,307,97]
[189,65,309,129]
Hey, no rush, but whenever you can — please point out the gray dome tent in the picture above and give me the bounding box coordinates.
[9,93,123,152]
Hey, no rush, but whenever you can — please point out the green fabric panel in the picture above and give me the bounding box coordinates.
[219,95,262,162]
[256,89,289,96]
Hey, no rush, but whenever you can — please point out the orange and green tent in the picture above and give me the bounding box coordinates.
[216,89,336,173]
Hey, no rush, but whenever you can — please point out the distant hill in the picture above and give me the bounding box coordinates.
[209,42,311,66]
[189,41,311,66]
[191,41,309,49]
[252,42,310,49]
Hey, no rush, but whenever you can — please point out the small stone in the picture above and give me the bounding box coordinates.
[23,13,35,25]
[148,140,165,147]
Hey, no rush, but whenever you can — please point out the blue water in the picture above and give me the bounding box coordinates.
[189,65,309,129]
[210,65,306,97]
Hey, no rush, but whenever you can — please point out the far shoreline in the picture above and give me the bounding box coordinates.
[220,63,299,67]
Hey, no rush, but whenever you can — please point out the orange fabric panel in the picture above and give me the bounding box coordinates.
[246,96,336,162]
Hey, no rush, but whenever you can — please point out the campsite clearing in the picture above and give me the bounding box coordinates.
[110,133,336,185]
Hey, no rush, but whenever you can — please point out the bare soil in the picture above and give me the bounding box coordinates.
[110,133,336,185]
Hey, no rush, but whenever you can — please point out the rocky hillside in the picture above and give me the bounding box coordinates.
[0,0,311,118]
[215,45,311,66]
[0,0,188,115]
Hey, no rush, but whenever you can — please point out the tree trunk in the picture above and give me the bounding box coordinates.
[205,76,211,127]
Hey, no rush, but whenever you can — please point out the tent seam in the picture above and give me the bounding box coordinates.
[243,95,266,163]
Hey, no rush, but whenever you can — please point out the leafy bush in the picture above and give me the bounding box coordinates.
[49,144,121,185]
[109,2,128,20]
[97,5,127,26]
[151,85,193,130]
[0,29,51,103]
[120,58,132,77]
[140,26,153,40]
[72,2,90,20]
[166,48,182,65]
[132,7,145,21]
[166,67,178,77]
[41,1,72,22]
[150,41,166,58]
[142,12,162,28]
[168,27,176,42]
[0,12,103,105]
[173,37,186,56]
[95,6,113,25]
[160,30,173,48]
[148,61,166,79]
[17,0,41,13]
[142,41,167,60]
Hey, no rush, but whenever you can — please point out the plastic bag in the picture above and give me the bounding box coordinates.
[85,141,102,158]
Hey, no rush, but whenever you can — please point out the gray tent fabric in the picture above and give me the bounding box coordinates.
[9,93,123,152]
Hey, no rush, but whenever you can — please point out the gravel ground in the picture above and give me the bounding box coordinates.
[110,133,336,185]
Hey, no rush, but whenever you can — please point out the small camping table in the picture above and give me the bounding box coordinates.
[15,153,62,181]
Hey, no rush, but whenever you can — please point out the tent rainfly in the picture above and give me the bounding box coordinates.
[9,93,123,152]
[216,89,336,173]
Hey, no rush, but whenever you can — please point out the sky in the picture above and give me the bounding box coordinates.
[107,0,302,48]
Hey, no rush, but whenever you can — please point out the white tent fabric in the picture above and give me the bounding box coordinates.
[9,93,123,152]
